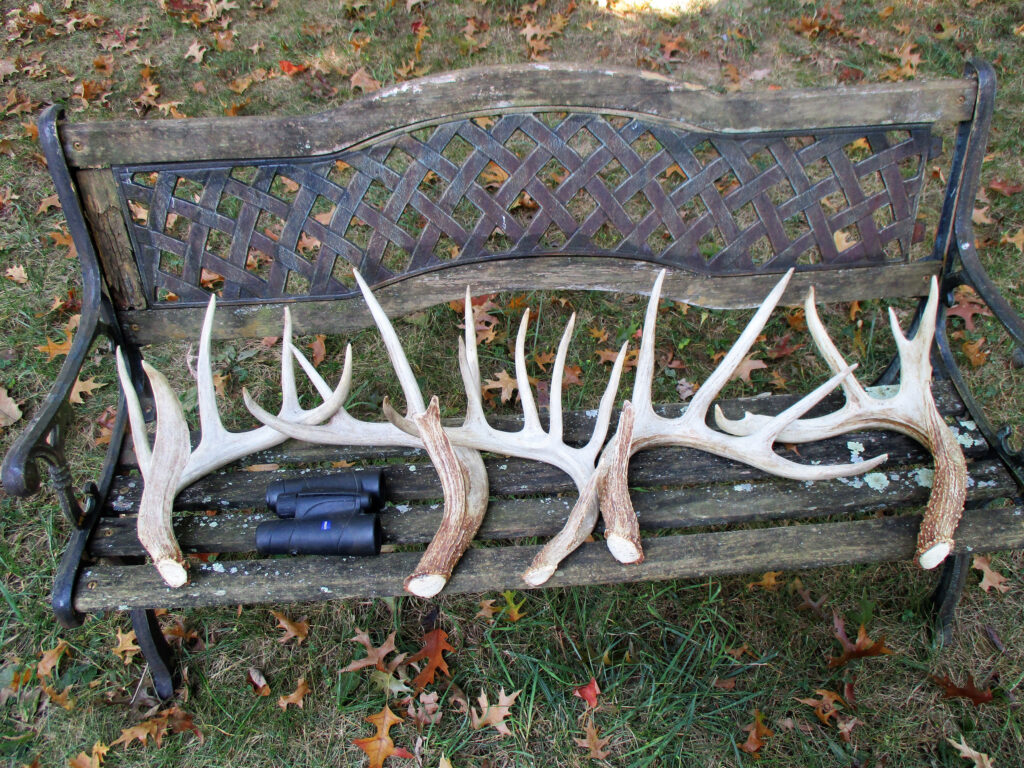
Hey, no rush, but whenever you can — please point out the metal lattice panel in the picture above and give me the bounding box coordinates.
[113,113,934,305]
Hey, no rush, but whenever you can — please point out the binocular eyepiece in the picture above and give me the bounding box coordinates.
[255,469,386,557]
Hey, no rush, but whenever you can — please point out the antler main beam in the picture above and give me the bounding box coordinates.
[715,277,967,569]
[116,296,347,587]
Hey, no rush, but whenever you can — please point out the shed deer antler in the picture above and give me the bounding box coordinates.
[534,268,890,583]
[244,270,488,599]
[714,276,967,569]
[115,296,347,587]
[444,287,629,587]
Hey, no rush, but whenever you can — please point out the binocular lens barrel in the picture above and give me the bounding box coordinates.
[265,469,386,512]
[255,513,382,557]
[273,493,374,519]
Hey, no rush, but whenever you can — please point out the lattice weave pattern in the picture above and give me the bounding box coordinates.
[114,113,934,304]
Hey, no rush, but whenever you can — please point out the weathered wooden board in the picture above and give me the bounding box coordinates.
[76,169,147,310]
[89,458,1016,557]
[74,504,1024,612]
[118,259,941,344]
[62,65,975,169]
[104,415,988,513]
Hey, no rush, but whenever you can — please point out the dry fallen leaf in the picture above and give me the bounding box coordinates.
[573,677,601,709]
[731,355,767,383]
[350,67,381,93]
[738,708,773,757]
[405,690,442,730]
[69,376,106,405]
[0,387,22,428]
[310,334,327,367]
[946,736,994,768]
[111,629,140,665]
[476,599,499,621]
[826,612,894,668]
[796,689,845,724]
[37,639,69,679]
[746,571,783,591]
[482,369,518,403]
[406,628,453,691]
[270,610,309,645]
[68,742,108,768]
[930,673,994,705]
[277,677,310,710]
[247,667,271,696]
[470,687,520,735]
[971,555,1010,593]
[341,629,404,674]
[574,718,611,759]
[352,705,406,768]
[4,264,27,284]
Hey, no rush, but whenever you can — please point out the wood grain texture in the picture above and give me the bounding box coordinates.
[61,65,976,168]
[76,170,147,310]
[74,504,1023,611]
[89,458,1015,557]
[118,258,940,344]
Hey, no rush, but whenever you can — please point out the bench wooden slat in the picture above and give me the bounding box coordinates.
[120,260,941,344]
[75,505,1024,612]
[105,421,988,513]
[89,458,1017,557]
[63,65,976,169]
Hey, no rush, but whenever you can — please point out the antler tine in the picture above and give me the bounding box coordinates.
[713,277,967,569]
[515,308,545,435]
[351,268,426,416]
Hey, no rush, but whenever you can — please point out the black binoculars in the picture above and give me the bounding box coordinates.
[255,470,386,557]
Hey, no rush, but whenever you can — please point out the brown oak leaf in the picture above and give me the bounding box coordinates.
[277,678,310,710]
[574,718,611,759]
[406,628,453,691]
[738,708,773,757]
[270,610,309,645]
[796,689,845,724]
[352,705,404,768]
[341,629,404,674]
[971,555,1010,593]
[470,687,520,735]
[930,673,994,705]
[826,612,894,668]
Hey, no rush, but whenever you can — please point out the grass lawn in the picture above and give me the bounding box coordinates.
[1,1,1022,766]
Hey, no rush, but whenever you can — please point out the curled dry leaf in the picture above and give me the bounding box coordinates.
[826,613,894,668]
[946,736,994,768]
[4,264,27,284]
[573,677,601,709]
[738,708,773,757]
[277,677,310,710]
[68,742,108,768]
[796,689,845,724]
[405,690,441,730]
[37,639,69,679]
[270,610,309,645]
[0,387,22,428]
[247,668,270,696]
[350,67,381,93]
[746,571,783,591]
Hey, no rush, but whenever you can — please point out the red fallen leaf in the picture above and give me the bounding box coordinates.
[947,288,993,331]
[988,178,1023,196]
[279,59,307,76]
[930,673,994,705]
[573,677,601,709]
[406,628,454,691]
[826,612,894,668]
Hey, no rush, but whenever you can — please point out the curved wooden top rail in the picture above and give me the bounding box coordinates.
[62,64,976,168]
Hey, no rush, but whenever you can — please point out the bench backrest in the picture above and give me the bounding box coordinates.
[59,64,982,344]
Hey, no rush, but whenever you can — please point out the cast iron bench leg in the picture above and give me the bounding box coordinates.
[131,608,178,701]
[929,551,969,646]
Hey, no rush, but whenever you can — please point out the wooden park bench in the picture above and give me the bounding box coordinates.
[4,61,1023,700]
